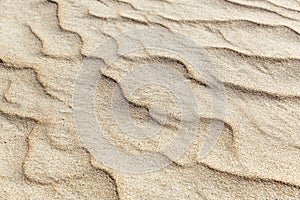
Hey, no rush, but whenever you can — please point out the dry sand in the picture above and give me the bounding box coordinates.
[0,0,300,199]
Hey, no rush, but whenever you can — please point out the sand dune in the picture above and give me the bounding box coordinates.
[0,0,299,199]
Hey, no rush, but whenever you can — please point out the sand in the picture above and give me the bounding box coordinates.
[0,0,299,199]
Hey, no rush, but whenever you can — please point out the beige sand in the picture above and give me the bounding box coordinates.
[0,0,300,199]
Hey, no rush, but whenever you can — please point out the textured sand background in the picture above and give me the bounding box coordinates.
[0,0,300,199]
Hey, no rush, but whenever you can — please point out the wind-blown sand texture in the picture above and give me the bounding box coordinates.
[0,0,300,199]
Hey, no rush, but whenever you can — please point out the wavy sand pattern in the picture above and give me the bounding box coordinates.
[0,0,299,199]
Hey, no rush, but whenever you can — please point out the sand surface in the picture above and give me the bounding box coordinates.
[0,0,300,199]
